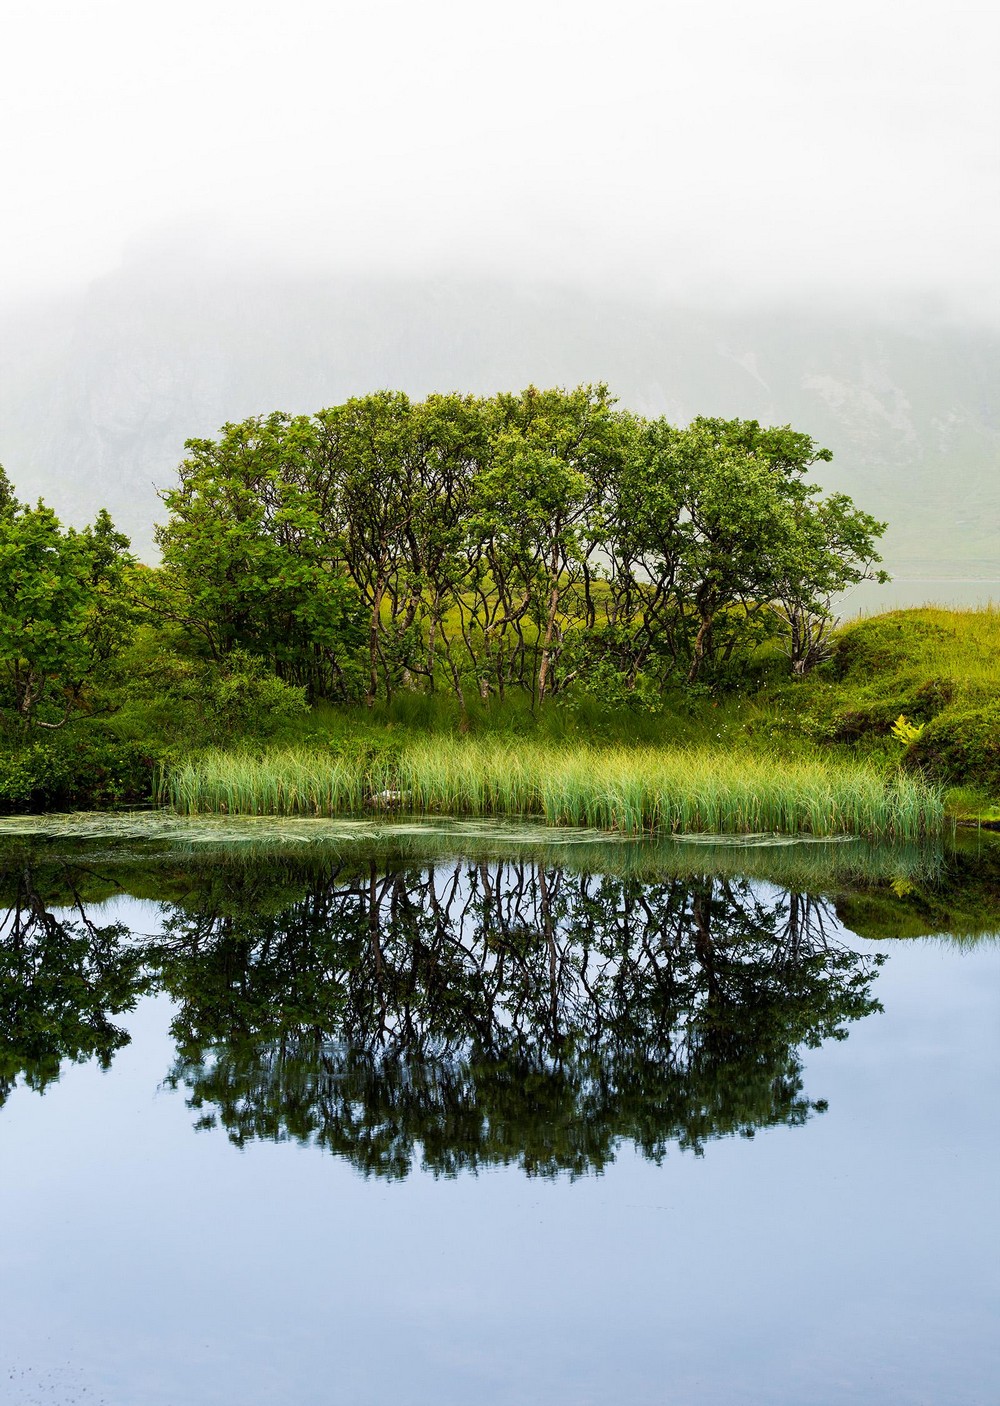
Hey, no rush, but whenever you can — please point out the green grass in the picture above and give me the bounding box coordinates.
[162,740,943,840]
[943,786,1000,825]
[833,605,1000,700]
[3,606,991,822]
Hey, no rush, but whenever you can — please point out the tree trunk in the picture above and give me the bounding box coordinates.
[536,546,562,700]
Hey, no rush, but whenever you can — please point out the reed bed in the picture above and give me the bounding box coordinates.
[163,741,944,841]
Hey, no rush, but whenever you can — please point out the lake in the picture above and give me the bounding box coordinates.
[0,817,997,1406]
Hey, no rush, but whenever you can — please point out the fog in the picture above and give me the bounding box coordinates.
[3,0,999,316]
[2,0,998,604]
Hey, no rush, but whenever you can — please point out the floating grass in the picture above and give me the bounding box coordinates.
[161,741,944,841]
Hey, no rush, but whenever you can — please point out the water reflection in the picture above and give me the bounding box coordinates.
[156,862,884,1177]
[0,858,145,1107]
[0,849,899,1175]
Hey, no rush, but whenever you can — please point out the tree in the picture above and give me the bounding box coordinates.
[155,855,882,1177]
[465,385,629,701]
[154,415,366,699]
[152,397,890,705]
[768,493,889,673]
[0,858,145,1108]
[0,491,136,729]
[610,417,885,683]
[314,392,435,705]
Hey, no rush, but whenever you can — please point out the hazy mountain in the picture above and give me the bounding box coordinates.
[2,254,998,602]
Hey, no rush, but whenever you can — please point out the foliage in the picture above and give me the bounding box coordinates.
[0,496,136,730]
[891,714,924,745]
[153,415,367,699]
[905,701,1000,793]
[151,393,887,706]
[0,726,162,809]
[830,608,999,699]
[0,862,146,1107]
[115,641,309,744]
[0,847,894,1173]
[809,609,1000,801]
[3,428,999,823]
[151,859,882,1175]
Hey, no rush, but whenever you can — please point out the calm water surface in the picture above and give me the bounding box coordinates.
[0,821,997,1405]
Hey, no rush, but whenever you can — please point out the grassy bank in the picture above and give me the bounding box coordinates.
[163,740,943,840]
[0,606,994,832]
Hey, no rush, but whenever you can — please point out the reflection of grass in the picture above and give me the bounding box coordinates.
[944,787,1000,825]
[0,811,950,896]
[161,741,943,840]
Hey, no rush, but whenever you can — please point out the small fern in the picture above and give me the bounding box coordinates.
[891,714,924,745]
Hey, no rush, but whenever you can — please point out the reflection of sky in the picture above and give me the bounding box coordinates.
[0,905,996,1406]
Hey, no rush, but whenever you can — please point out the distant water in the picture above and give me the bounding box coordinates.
[838,571,999,617]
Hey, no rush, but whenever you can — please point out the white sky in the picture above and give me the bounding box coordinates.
[2,0,999,312]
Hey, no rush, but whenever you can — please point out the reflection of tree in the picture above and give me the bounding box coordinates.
[0,862,145,1107]
[157,861,884,1178]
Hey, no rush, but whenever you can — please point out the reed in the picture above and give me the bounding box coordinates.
[162,740,944,840]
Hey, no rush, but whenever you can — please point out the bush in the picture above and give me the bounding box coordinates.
[906,702,1000,794]
[0,729,163,810]
[118,647,308,744]
[827,678,955,742]
[830,613,953,680]
[200,653,308,733]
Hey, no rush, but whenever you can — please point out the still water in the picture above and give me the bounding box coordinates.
[0,819,997,1405]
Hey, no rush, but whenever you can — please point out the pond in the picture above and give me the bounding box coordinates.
[0,816,997,1405]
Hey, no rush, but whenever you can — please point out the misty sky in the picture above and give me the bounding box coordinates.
[3,0,999,313]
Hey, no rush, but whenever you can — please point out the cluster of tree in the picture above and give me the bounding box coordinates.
[154,387,888,709]
[158,859,881,1176]
[0,856,143,1106]
[0,387,888,729]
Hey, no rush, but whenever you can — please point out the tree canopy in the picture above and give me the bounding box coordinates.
[0,389,889,729]
[0,475,137,729]
[153,389,887,706]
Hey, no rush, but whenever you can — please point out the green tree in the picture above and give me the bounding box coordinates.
[0,857,146,1108]
[155,856,882,1177]
[152,398,889,706]
[611,417,885,684]
[768,493,889,673]
[154,414,366,699]
[0,493,136,729]
[465,385,629,701]
[314,392,426,705]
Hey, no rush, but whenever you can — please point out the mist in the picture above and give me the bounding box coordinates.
[2,0,999,608]
[3,0,999,317]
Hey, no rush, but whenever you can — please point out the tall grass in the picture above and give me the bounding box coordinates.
[163,740,944,840]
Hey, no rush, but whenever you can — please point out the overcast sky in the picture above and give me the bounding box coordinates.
[2,0,999,314]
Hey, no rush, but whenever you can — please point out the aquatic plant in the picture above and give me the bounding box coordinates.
[161,741,943,840]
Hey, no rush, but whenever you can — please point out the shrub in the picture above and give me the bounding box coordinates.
[0,729,162,810]
[827,678,955,742]
[906,702,1000,794]
[200,653,308,734]
[118,647,308,744]
[830,613,952,680]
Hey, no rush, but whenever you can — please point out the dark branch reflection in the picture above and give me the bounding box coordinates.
[0,860,145,1107]
[151,859,884,1178]
[0,848,890,1175]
